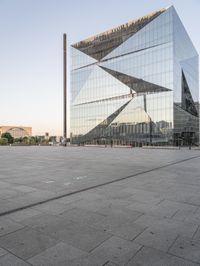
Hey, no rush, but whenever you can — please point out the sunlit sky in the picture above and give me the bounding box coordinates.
[0,0,199,136]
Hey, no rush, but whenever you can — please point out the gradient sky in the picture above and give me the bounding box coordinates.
[0,0,199,136]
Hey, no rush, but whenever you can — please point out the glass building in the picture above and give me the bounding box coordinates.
[70,6,199,146]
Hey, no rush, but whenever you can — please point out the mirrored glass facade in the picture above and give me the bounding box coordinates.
[70,6,199,146]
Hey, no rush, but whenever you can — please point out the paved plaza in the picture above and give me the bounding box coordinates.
[0,146,200,265]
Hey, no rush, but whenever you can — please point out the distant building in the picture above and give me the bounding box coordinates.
[70,6,199,146]
[45,132,49,140]
[56,136,62,142]
[0,126,32,139]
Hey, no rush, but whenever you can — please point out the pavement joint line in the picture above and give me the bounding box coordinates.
[192,225,200,239]
[155,198,165,206]
[170,209,179,219]
[167,234,179,253]
[102,261,110,266]
[131,225,148,241]
[0,154,200,218]
[88,234,113,253]
[0,241,34,266]
[0,226,27,240]
[167,250,200,265]
[166,198,200,208]
[126,245,144,264]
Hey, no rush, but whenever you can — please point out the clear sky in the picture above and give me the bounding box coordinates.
[0,0,199,136]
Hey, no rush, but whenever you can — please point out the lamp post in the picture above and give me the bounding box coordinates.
[63,33,67,146]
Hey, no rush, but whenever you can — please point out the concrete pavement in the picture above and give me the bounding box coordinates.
[0,146,200,265]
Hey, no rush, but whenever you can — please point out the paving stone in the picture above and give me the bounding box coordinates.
[60,256,111,266]
[184,213,200,224]
[19,212,62,228]
[193,226,200,240]
[134,214,174,227]
[127,201,156,213]
[93,215,146,241]
[27,214,75,236]
[128,200,179,218]
[11,190,57,206]
[163,190,195,203]
[70,198,109,212]
[82,189,120,200]
[59,207,105,225]
[95,199,135,213]
[126,246,199,266]
[0,253,30,266]
[12,185,38,193]
[135,214,198,238]
[0,182,12,189]
[169,236,200,263]
[104,262,119,266]
[134,227,177,252]
[0,227,58,260]
[50,194,81,205]
[0,248,7,257]
[28,242,87,266]
[157,199,198,212]
[0,199,24,215]
[49,221,112,252]
[1,146,200,215]
[0,217,24,237]
[146,204,179,218]
[152,220,198,239]
[55,254,121,266]
[0,189,26,200]
[172,209,198,222]
[89,236,141,265]
[186,195,200,206]
[128,190,163,204]
[132,181,173,194]
[3,208,41,223]
[33,201,75,215]
[96,205,143,222]
[98,188,133,201]
[22,211,111,253]
[1,147,200,264]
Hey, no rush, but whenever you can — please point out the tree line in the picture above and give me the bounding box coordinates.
[0,133,59,145]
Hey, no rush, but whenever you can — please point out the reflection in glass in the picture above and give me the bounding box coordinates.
[70,6,199,146]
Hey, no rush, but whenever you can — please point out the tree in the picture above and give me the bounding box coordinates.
[49,136,56,143]
[1,132,14,144]
[14,137,23,143]
[35,136,40,145]
[22,136,29,144]
[29,137,36,145]
[0,138,8,145]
